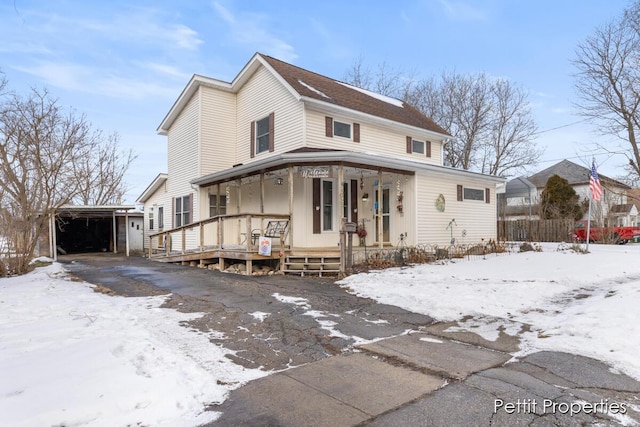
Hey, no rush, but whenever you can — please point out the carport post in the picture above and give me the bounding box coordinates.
[125,210,130,257]
[112,210,117,253]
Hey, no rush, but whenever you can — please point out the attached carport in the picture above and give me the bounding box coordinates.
[49,205,139,261]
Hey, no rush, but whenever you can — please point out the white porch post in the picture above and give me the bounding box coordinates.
[378,169,383,248]
[260,173,265,214]
[288,165,294,248]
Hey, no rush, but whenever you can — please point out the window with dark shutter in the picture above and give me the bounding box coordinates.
[250,121,255,158]
[268,112,275,152]
[325,117,333,137]
[457,185,463,202]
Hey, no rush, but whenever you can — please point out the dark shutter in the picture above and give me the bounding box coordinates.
[457,185,463,202]
[485,188,490,204]
[426,140,432,157]
[325,116,333,137]
[250,121,255,158]
[353,123,360,143]
[350,179,358,223]
[406,136,412,153]
[171,197,175,228]
[268,112,275,152]
[313,178,321,234]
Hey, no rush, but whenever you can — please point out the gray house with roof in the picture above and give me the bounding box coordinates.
[503,159,636,225]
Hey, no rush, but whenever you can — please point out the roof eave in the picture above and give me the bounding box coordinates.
[136,173,168,203]
[191,151,505,187]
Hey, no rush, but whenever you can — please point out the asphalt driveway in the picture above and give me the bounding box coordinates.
[60,253,433,370]
[60,254,640,426]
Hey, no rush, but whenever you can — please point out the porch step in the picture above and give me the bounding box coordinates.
[284,255,341,277]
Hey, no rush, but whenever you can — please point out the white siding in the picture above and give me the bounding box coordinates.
[236,66,304,163]
[305,109,443,165]
[166,93,200,248]
[416,171,497,245]
[141,182,170,252]
[200,87,237,176]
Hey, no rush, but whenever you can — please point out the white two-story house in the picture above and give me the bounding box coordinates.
[137,53,505,274]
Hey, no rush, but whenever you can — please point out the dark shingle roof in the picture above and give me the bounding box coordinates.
[527,159,629,189]
[260,54,449,136]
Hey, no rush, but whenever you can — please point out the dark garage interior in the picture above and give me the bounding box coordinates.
[56,216,114,254]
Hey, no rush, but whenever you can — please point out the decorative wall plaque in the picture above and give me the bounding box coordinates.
[435,194,445,212]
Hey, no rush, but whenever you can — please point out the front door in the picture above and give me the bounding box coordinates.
[374,187,390,243]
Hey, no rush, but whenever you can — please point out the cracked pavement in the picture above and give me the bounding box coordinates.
[62,254,640,426]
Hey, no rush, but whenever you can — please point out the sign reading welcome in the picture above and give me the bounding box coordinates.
[299,166,331,178]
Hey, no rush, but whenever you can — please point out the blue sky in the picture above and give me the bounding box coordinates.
[0,0,632,203]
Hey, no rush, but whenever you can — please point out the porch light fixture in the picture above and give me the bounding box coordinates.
[274,177,284,186]
[362,192,369,202]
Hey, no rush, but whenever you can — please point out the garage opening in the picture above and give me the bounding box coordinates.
[57,216,113,254]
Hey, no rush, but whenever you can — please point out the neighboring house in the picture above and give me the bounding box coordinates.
[137,53,505,273]
[503,159,632,223]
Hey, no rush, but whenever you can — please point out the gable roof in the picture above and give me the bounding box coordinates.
[259,55,449,136]
[527,159,630,190]
[158,53,450,137]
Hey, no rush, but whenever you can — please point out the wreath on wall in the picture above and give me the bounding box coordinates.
[435,194,446,212]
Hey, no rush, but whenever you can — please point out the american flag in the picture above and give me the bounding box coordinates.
[590,160,602,202]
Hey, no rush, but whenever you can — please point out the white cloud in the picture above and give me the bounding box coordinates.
[15,61,179,100]
[437,0,487,22]
[212,2,297,62]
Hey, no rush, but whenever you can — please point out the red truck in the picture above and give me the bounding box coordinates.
[573,219,640,244]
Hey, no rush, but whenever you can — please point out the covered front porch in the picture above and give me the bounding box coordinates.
[148,150,417,275]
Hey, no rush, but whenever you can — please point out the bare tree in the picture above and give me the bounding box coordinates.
[404,71,539,176]
[0,84,134,274]
[72,131,136,205]
[480,79,540,176]
[573,5,640,183]
[343,56,412,97]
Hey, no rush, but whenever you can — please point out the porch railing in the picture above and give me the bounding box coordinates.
[148,213,290,257]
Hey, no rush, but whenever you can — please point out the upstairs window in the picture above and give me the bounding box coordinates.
[251,113,275,157]
[412,139,425,154]
[325,116,360,142]
[148,207,154,230]
[256,116,270,154]
[333,121,351,139]
[407,136,431,157]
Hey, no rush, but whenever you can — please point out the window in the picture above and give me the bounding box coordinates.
[333,121,351,138]
[256,116,270,154]
[412,139,425,154]
[322,180,334,231]
[149,207,154,230]
[463,187,485,201]
[175,195,191,227]
[407,137,431,156]
[209,194,227,217]
[158,206,164,229]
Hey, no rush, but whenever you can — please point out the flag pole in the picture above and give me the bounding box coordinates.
[586,196,592,252]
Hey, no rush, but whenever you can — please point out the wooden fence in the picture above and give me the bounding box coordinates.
[497,219,575,242]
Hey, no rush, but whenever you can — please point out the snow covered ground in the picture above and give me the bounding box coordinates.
[1,243,640,426]
[0,261,266,427]
[339,242,640,381]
